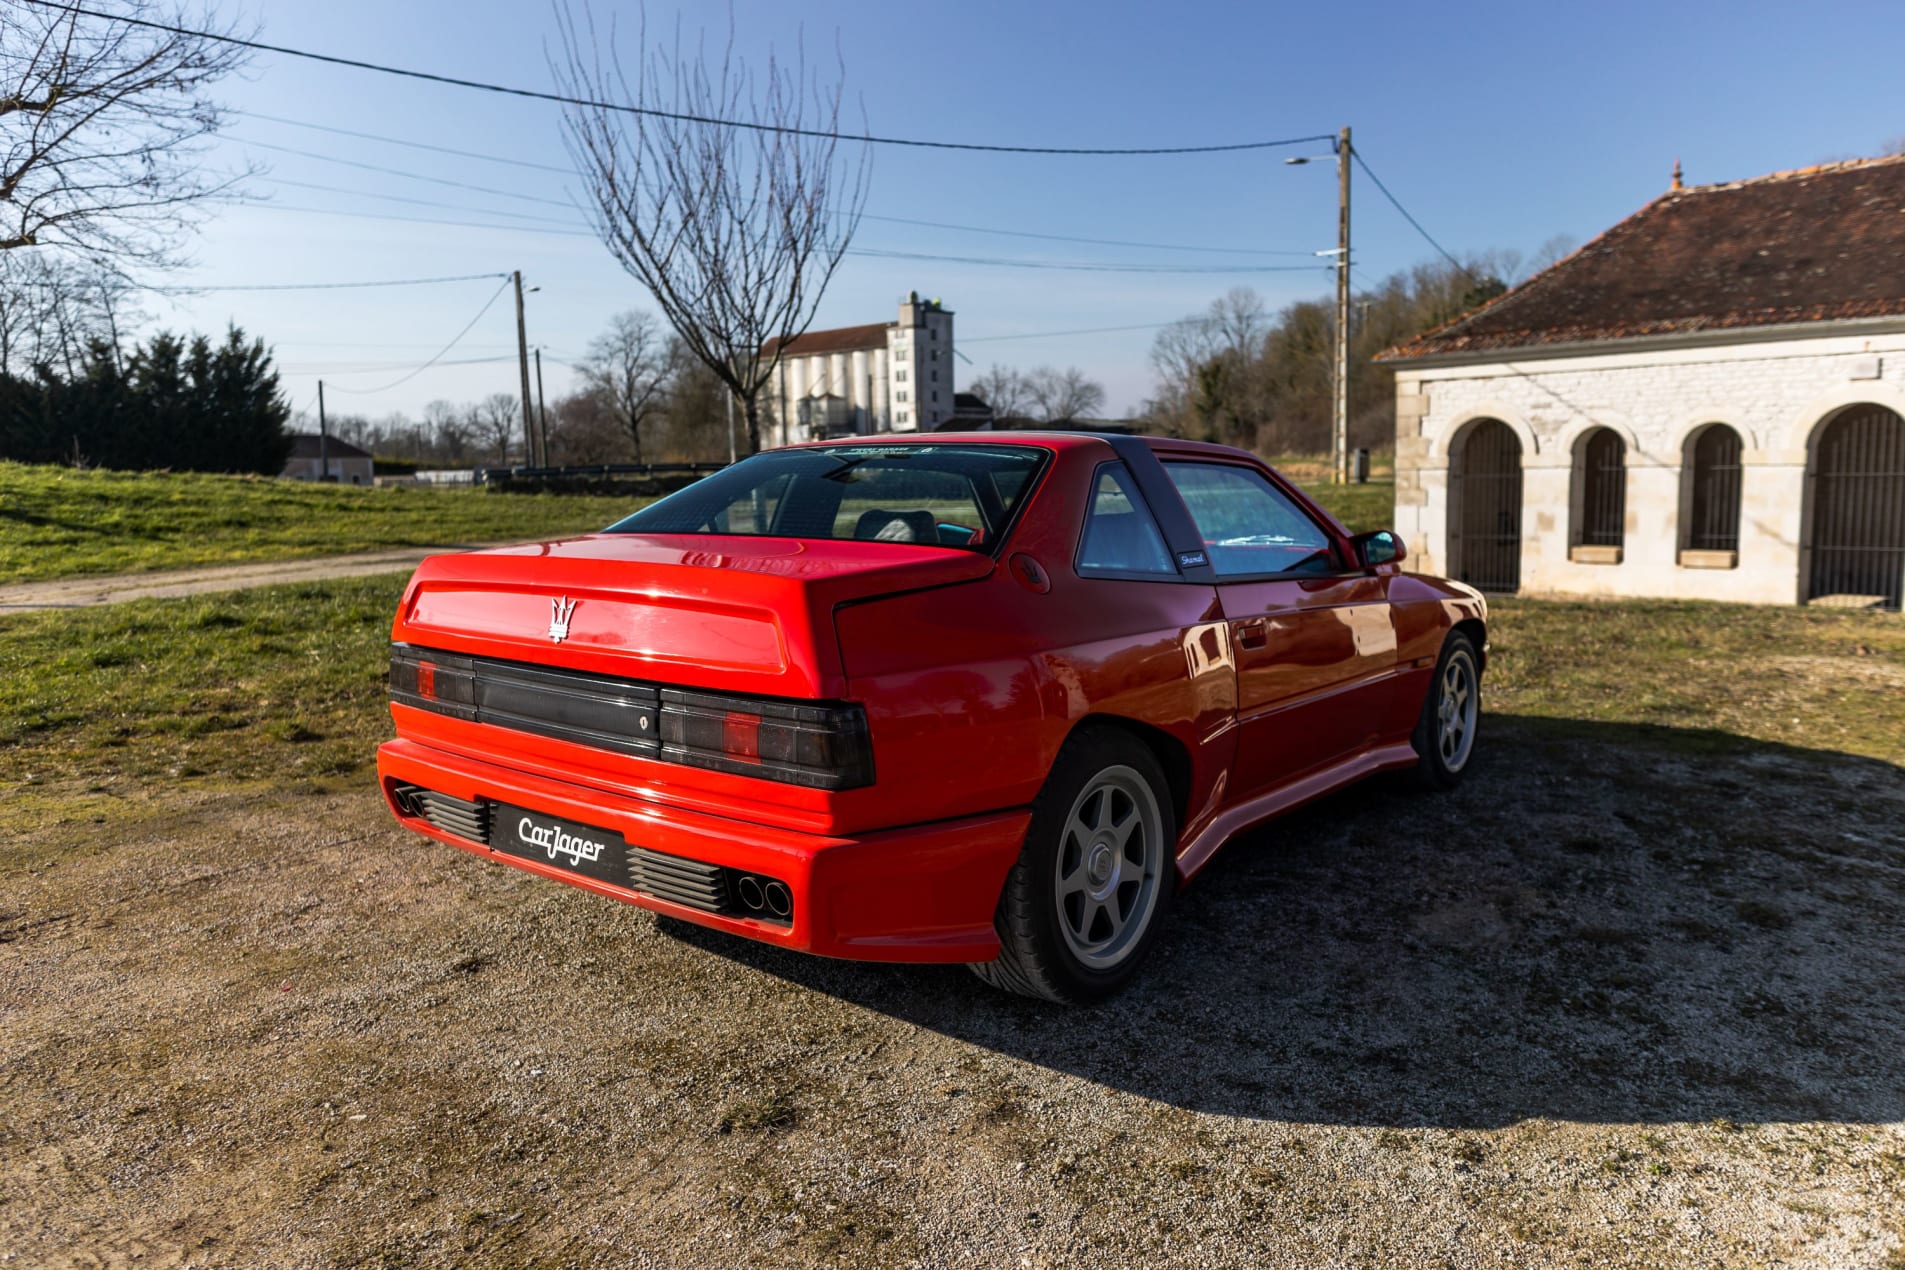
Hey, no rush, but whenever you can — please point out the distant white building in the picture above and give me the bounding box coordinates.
[762,293,955,444]
[282,433,373,485]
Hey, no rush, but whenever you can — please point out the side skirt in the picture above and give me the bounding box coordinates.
[1172,741,1420,883]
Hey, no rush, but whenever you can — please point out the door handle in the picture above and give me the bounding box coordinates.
[1237,619,1268,649]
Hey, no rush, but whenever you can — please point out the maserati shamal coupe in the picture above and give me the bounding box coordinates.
[377,434,1487,1002]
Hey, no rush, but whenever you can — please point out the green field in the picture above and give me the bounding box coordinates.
[1294,478,1393,536]
[3,574,1897,807]
[0,464,637,584]
[0,461,1395,585]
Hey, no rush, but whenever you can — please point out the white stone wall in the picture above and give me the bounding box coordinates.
[1394,327,1905,604]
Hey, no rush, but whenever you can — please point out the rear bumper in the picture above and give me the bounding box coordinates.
[375,738,1029,963]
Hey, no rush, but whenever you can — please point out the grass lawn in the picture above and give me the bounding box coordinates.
[1302,478,1394,536]
[0,463,638,584]
[1,574,1898,804]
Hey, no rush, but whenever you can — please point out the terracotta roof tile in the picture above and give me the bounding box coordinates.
[1381,154,1905,361]
[762,321,893,357]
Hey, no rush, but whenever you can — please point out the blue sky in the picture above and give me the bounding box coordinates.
[146,0,1905,426]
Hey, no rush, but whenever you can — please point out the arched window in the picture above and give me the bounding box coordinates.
[1682,424,1742,563]
[1571,427,1626,560]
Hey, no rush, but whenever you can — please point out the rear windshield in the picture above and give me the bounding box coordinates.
[605,444,1049,552]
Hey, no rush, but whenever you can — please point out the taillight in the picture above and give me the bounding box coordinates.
[659,688,873,790]
[389,644,872,789]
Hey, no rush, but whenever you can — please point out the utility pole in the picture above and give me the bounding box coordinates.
[534,347,549,465]
[1333,125,1352,485]
[317,380,330,483]
[512,270,537,467]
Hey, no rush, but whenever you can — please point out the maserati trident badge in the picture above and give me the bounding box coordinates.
[548,595,578,644]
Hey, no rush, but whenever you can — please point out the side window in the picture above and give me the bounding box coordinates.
[1163,462,1336,577]
[1077,464,1177,577]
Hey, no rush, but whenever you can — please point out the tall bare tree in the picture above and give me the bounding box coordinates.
[578,309,671,464]
[470,392,520,465]
[554,4,869,454]
[0,248,140,375]
[965,364,1032,421]
[0,0,254,265]
[1024,366,1106,423]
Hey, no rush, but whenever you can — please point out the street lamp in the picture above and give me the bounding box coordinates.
[1287,128,1353,484]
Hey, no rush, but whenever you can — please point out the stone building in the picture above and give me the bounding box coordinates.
[281,433,373,485]
[761,293,954,445]
[1380,157,1905,610]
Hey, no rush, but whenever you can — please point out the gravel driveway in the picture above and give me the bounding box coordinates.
[3,715,1902,1267]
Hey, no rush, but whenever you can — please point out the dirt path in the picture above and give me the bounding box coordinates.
[0,546,503,611]
[4,721,1903,1267]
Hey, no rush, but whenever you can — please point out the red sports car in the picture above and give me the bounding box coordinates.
[377,433,1486,1001]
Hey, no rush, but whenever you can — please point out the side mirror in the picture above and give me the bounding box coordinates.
[1352,529,1406,568]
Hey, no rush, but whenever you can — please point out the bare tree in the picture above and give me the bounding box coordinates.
[1024,366,1107,423]
[554,4,869,454]
[964,364,1032,421]
[547,388,625,464]
[0,248,142,376]
[0,0,254,265]
[470,393,519,465]
[579,309,671,464]
[1208,286,1268,353]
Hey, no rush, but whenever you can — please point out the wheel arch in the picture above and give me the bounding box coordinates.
[1064,713,1192,833]
[1451,616,1488,675]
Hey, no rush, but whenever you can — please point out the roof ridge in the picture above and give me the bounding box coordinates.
[1676,151,1905,194]
[1376,189,1675,361]
[1379,151,1905,362]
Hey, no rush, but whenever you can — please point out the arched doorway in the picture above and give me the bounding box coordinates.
[1450,418,1523,593]
[1805,405,1905,609]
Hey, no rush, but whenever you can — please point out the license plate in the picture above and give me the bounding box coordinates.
[490,803,628,887]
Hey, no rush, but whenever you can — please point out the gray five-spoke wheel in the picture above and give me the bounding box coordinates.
[1053,765,1164,970]
[1437,648,1478,773]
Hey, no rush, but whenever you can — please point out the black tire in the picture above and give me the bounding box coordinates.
[1410,630,1481,790]
[968,727,1176,1003]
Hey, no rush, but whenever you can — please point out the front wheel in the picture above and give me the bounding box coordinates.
[968,729,1175,1003]
[1411,631,1481,789]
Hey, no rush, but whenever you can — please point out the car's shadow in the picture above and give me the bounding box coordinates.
[662,715,1905,1128]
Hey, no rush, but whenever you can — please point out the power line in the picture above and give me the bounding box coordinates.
[323,277,514,394]
[851,213,1319,257]
[236,137,579,208]
[225,200,1328,274]
[236,114,1322,255]
[25,0,1332,157]
[235,109,574,174]
[248,201,595,237]
[282,354,519,374]
[845,247,1330,275]
[1350,148,1482,284]
[256,176,588,227]
[187,272,508,293]
[960,321,1173,344]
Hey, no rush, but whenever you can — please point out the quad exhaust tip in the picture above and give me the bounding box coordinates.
[731,872,793,922]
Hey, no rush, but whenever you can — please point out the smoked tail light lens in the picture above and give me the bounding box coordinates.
[658,688,873,790]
